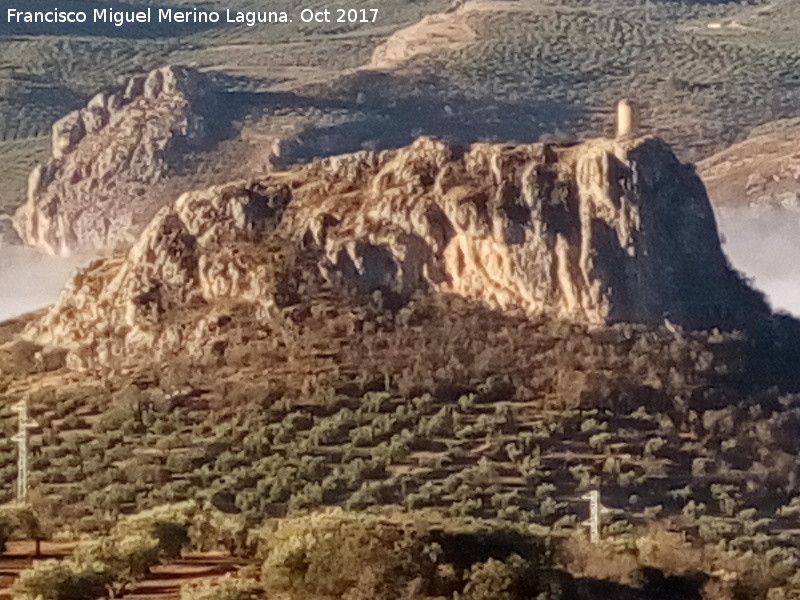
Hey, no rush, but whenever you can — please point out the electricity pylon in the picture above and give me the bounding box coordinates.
[11,398,38,502]
[581,490,610,544]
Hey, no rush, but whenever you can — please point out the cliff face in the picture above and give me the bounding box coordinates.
[25,136,768,370]
[291,137,750,327]
[13,66,206,256]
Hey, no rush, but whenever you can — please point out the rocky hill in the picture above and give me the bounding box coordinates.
[5,131,800,600]
[698,119,800,208]
[12,66,208,256]
[368,3,477,70]
[21,134,769,371]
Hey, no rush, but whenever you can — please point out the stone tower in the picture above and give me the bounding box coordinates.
[616,99,640,139]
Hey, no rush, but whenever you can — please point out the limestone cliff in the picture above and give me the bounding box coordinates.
[13,66,207,255]
[25,136,768,370]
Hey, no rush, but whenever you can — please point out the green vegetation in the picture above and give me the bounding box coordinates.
[12,504,800,600]
[181,574,263,600]
[0,503,41,553]
[2,289,800,581]
[256,509,558,600]
[4,3,800,596]
[400,1,800,160]
[10,501,247,600]
[0,0,448,211]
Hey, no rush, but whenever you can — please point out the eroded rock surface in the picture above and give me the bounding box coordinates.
[699,119,800,208]
[13,66,207,256]
[25,136,768,370]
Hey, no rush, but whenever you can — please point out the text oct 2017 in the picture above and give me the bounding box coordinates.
[299,8,379,23]
[5,7,381,27]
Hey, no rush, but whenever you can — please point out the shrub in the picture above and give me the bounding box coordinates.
[560,524,734,591]
[0,504,43,553]
[181,574,263,600]
[72,534,160,592]
[257,509,555,600]
[461,556,533,600]
[258,510,432,599]
[14,503,207,600]
[112,501,197,558]
[190,512,252,556]
[644,437,667,457]
[13,559,111,600]
[589,432,612,450]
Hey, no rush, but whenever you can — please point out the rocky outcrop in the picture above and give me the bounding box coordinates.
[290,137,761,327]
[13,66,207,256]
[369,8,477,70]
[698,119,800,208]
[27,180,292,370]
[25,136,769,370]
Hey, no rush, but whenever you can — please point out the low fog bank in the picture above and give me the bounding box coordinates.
[0,246,89,322]
[716,207,800,317]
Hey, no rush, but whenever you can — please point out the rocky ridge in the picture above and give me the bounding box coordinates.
[369,5,477,70]
[367,0,542,71]
[24,135,768,371]
[12,66,207,256]
[698,119,800,209]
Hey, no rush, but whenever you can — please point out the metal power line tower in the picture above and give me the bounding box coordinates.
[11,398,38,502]
[581,490,610,544]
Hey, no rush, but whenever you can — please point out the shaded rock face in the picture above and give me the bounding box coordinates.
[25,136,768,370]
[291,136,758,327]
[0,215,21,247]
[28,180,292,370]
[13,66,206,256]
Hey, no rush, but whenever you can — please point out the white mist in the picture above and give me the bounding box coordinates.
[0,246,88,322]
[715,206,800,318]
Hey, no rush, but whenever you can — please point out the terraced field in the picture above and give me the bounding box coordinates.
[388,1,800,161]
[1,290,799,571]
[3,380,799,569]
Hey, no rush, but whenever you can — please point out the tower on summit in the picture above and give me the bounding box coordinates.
[616,99,640,139]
